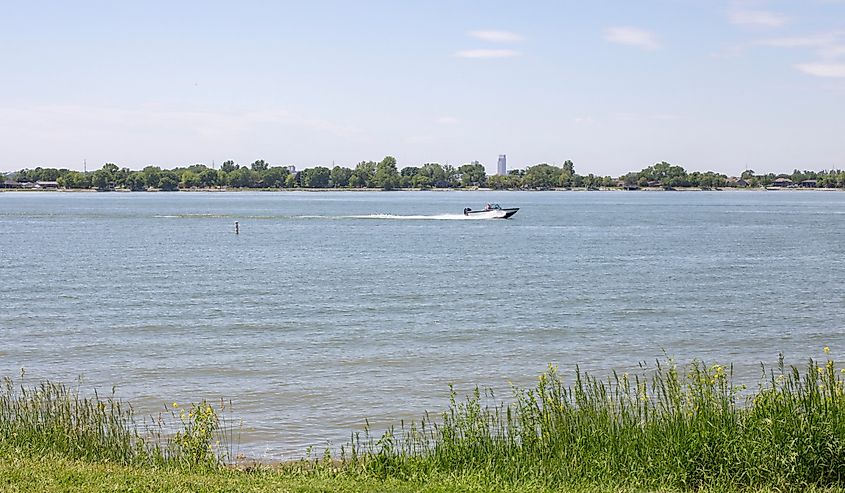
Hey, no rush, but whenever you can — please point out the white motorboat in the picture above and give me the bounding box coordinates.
[463,203,519,219]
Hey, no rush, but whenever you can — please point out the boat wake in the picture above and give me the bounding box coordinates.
[342,213,496,220]
[153,213,502,221]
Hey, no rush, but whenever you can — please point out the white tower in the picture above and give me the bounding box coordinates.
[497,155,507,175]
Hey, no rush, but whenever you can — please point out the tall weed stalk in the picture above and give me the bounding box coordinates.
[349,354,845,490]
[0,374,234,469]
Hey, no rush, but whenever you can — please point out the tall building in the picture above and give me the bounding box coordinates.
[497,155,507,176]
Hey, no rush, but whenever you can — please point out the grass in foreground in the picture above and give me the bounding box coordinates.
[348,354,845,491]
[3,354,845,491]
[0,375,227,469]
[6,453,840,493]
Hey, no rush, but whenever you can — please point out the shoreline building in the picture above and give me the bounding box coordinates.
[497,155,507,176]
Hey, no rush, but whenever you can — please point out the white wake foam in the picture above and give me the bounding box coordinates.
[342,213,494,220]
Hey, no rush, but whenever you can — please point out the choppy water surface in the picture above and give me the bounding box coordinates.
[2,190,844,458]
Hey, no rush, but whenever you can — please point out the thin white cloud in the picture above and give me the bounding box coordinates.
[468,30,523,43]
[756,31,845,77]
[729,9,788,28]
[613,113,680,122]
[0,104,360,139]
[455,49,520,59]
[709,43,749,59]
[604,27,659,50]
[652,114,681,121]
[795,62,845,77]
[437,116,459,125]
[757,33,841,49]
[824,45,845,58]
[0,104,364,169]
[403,135,435,145]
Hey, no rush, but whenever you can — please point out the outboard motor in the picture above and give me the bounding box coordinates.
[463,207,471,216]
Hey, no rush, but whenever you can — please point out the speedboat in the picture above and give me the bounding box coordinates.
[463,203,519,219]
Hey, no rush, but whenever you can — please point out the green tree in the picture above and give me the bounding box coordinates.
[180,170,201,188]
[373,156,400,190]
[57,171,91,189]
[125,172,147,191]
[143,166,162,188]
[28,167,61,181]
[91,169,112,191]
[261,167,289,188]
[351,161,376,188]
[91,163,117,191]
[639,161,688,186]
[622,172,639,188]
[251,160,269,172]
[55,173,69,188]
[486,174,522,190]
[418,163,446,184]
[558,160,575,187]
[301,166,331,188]
[186,163,209,174]
[221,160,237,173]
[330,166,352,187]
[486,175,509,190]
[228,167,256,188]
[557,173,571,188]
[113,167,130,188]
[441,164,458,187]
[102,163,119,175]
[400,166,419,178]
[15,169,33,182]
[523,163,561,189]
[458,162,486,187]
[412,174,433,189]
[199,169,219,188]
[159,171,180,191]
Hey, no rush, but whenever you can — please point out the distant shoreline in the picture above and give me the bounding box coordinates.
[1,186,842,193]
[6,160,842,192]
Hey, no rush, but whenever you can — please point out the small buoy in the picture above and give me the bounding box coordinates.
[234,221,239,234]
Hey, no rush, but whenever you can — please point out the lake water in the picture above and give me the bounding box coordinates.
[2,190,844,459]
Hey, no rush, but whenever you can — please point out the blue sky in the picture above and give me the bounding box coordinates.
[1,0,844,176]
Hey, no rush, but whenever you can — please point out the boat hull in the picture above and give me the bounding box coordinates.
[465,208,519,219]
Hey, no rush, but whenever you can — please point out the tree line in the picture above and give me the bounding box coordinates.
[5,158,845,191]
[619,161,845,189]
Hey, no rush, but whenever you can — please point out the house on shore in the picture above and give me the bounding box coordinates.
[771,177,794,188]
[1,180,59,189]
[799,179,818,188]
